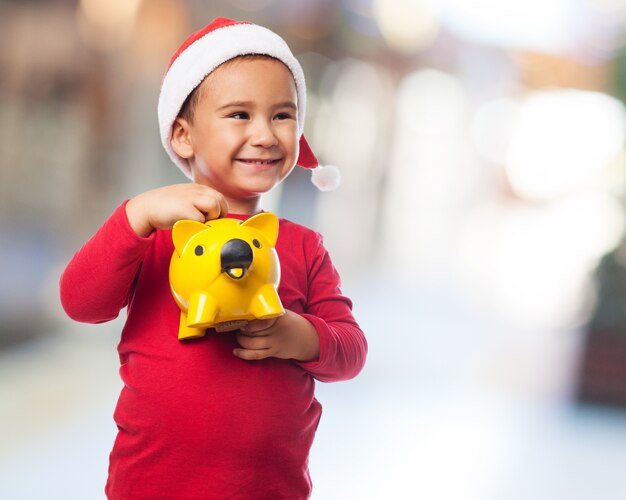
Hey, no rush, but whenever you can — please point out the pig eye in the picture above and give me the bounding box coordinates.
[252,239,261,249]
[194,245,205,256]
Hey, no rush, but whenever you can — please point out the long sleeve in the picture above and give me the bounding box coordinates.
[296,232,367,382]
[59,201,155,324]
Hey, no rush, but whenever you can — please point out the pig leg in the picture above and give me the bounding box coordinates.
[178,311,207,340]
[249,285,285,319]
[186,291,219,328]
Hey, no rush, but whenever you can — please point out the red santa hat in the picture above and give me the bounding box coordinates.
[157,17,340,191]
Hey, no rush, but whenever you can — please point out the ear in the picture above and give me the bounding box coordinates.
[242,212,279,247]
[170,117,195,159]
[172,220,208,256]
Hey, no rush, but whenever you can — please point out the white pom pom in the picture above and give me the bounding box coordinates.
[310,164,341,191]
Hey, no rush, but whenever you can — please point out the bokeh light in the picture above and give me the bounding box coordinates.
[505,90,626,201]
[458,190,624,330]
[77,0,143,51]
[470,97,520,166]
[373,0,441,53]
[441,0,576,52]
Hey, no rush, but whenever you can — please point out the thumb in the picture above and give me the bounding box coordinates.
[233,347,271,361]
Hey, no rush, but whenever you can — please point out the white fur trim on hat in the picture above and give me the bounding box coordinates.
[311,164,341,191]
[158,22,307,179]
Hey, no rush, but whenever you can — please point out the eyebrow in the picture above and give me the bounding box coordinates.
[217,100,297,111]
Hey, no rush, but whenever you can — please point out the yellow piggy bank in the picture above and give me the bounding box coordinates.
[169,212,284,340]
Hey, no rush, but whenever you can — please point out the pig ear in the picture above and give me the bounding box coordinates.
[242,212,279,247]
[172,220,208,256]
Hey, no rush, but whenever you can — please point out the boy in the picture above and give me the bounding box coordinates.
[60,17,367,500]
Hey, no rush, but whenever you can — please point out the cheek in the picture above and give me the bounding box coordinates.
[194,123,241,150]
[280,127,299,158]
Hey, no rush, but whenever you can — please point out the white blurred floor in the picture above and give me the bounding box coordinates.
[2,278,626,500]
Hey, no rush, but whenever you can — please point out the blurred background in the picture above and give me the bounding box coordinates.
[3,0,626,498]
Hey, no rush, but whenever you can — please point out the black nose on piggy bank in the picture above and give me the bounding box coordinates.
[220,239,253,279]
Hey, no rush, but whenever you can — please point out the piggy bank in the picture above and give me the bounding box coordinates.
[169,212,284,340]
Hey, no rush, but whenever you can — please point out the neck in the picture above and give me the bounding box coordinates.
[225,196,262,216]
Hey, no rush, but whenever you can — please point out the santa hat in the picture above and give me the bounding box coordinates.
[157,17,340,191]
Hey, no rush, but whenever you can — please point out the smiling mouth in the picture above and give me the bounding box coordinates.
[237,159,280,165]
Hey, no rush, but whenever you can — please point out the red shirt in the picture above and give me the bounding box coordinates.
[60,202,367,499]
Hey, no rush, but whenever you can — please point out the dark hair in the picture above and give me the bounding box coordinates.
[177,83,203,123]
[177,54,283,124]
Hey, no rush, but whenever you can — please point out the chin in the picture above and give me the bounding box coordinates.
[241,179,280,194]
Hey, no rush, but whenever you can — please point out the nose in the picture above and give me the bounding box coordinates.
[250,119,278,147]
[220,239,253,279]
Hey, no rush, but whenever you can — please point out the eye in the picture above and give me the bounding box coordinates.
[275,112,294,120]
[230,112,249,120]
[194,245,205,256]
[252,239,261,248]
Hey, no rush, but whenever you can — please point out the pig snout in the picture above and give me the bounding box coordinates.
[220,239,253,279]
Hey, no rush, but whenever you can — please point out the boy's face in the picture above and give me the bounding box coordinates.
[173,57,299,206]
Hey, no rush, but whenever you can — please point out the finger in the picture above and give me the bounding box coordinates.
[185,208,210,224]
[196,188,229,220]
[197,199,223,221]
[235,332,270,350]
[205,201,225,220]
[233,348,271,361]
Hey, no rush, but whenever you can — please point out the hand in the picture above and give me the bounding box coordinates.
[233,310,320,362]
[125,183,229,237]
